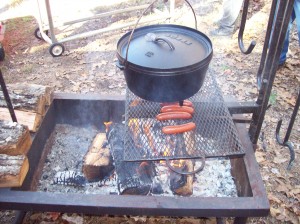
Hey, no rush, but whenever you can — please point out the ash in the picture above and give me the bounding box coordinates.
[154,158,237,197]
[38,124,237,197]
[38,124,118,195]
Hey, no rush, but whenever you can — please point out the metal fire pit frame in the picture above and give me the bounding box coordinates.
[0,93,269,223]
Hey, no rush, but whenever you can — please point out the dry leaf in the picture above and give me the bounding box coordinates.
[268,193,281,203]
[286,96,297,106]
[273,156,288,164]
[47,212,61,221]
[255,151,266,163]
[270,207,281,217]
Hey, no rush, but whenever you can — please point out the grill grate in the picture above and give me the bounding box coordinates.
[123,73,245,161]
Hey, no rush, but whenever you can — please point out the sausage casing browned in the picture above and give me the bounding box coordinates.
[160,100,194,108]
[156,112,192,121]
[161,105,194,114]
[162,122,196,134]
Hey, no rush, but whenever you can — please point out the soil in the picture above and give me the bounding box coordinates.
[0,0,299,223]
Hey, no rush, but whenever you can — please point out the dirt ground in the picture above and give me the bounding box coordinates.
[0,0,299,223]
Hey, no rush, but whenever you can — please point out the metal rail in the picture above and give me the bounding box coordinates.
[0,95,270,224]
[35,0,175,56]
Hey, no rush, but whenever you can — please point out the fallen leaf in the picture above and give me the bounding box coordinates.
[255,151,266,163]
[273,156,288,164]
[268,193,281,204]
[270,207,281,217]
[47,212,61,221]
[286,96,297,106]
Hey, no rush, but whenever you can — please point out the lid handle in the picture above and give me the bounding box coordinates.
[145,33,175,51]
[124,0,197,67]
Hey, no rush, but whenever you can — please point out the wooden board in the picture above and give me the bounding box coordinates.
[0,120,32,155]
[82,133,114,181]
[0,107,42,132]
[0,154,29,188]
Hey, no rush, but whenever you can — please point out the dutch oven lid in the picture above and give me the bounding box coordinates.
[117,24,213,70]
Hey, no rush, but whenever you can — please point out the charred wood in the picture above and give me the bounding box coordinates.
[170,159,194,196]
[107,123,155,195]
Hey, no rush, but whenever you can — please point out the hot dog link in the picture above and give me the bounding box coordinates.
[161,105,194,114]
[162,122,196,134]
[156,112,192,121]
[160,100,194,108]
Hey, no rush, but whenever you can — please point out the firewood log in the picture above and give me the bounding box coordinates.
[0,120,32,156]
[107,123,155,195]
[82,133,114,181]
[0,83,52,115]
[0,154,29,188]
[0,107,42,132]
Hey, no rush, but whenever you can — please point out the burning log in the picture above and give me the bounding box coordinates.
[107,123,156,195]
[0,154,29,187]
[170,159,194,196]
[0,120,32,156]
[82,133,114,182]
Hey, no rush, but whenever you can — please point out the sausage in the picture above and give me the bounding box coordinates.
[162,122,196,134]
[156,112,192,121]
[161,105,194,114]
[160,100,193,108]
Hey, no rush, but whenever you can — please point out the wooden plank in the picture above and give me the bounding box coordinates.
[0,120,32,155]
[0,154,29,188]
[0,107,42,132]
[82,133,114,181]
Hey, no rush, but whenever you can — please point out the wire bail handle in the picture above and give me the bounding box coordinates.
[124,0,198,67]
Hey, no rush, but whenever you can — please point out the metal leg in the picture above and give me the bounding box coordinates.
[233,217,248,224]
[216,217,224,224]
[13,210,26,224]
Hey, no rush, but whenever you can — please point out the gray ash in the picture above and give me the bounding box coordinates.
[37,124,237,197]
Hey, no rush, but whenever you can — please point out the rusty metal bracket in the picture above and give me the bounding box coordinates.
[276,89,300,170]
[238,0,256,54]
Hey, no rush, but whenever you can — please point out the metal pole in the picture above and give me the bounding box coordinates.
[249,0,295,144]
[0,69,17,122]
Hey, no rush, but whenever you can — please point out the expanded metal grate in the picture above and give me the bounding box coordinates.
[123,73,245,161]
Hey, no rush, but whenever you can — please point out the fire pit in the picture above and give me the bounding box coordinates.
[0,92,269,223]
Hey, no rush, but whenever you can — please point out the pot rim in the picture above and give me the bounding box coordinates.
[116,24,213,73]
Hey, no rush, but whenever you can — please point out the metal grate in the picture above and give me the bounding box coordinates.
[123,73,245,161]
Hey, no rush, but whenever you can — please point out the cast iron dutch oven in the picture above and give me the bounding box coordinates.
[116,24,213,102]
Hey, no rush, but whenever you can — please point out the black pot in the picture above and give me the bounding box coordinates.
[116,24,213,102]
